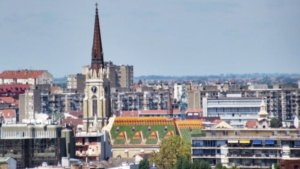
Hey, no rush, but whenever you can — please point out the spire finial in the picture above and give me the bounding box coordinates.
[95,3,98,14]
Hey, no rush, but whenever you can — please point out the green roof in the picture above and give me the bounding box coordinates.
[179,128,205,143]
[111,124,176,145]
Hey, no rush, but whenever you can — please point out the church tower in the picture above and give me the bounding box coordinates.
[83,4,111,132]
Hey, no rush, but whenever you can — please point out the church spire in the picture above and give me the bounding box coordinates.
[91,3,104,71]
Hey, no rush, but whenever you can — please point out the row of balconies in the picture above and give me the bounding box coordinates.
[193,145,289,149]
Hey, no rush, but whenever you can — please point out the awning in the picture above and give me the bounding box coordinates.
[239,140,250,144]
[252,140,262,145]
[265,140,275,145]
[228,140,238,144]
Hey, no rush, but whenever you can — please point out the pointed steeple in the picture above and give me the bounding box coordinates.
[91,3,104,71]
[258,99,269,121]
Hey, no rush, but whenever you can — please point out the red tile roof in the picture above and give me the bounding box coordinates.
[0,84,30,93]
[186,108,202,113]
[245,120,257,128]
[0,109,16,118]
[0,97,18,105]
[61,117,83,126]
[69,111,83,118]
[0,70,45,79]
[212,119,222,125]
[120,111,139,117]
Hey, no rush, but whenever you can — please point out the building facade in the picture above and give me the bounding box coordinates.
[117,65,134,89]
[202,97,262,127]
[0,124,74,168]
[185,83,300,125]
[0,70,53,86]
[191,128,300,169]
[67,73,86,94]
[111,90,172,113]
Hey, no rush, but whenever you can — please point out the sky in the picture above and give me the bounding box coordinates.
[0,0,299,77]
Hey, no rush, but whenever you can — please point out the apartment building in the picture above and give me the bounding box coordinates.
[0,124,74,168]
[246,87,300,124]
[185,83,300,125]
[0,70,53,86]
[202,97,262,127]
[46,92,83,114]
[111,90,171,113]
[186,83,219,110]
[191,128,300,169]
[67,74,85,94]
[75,131,111,162]
[117,65,134,89]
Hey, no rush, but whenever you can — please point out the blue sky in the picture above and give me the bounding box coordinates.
[0,0,299,77]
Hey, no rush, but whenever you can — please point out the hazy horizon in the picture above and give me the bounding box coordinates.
[1,0,299,77]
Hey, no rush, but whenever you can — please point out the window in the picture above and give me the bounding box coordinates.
[92,95,97,116]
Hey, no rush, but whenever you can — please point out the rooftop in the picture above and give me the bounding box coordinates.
[0,70,46,79]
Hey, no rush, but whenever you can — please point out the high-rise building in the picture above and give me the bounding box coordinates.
[19,88,41,122]
[117,65,134,89]
[83,5,111,133]
[67,73,85,93]
[106,62,119,89]
[186,83,201,110]
[84,62,134,90]
[173,83,183,102]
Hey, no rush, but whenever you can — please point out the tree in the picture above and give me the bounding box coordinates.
[151,136,191,169]
[138,158,150,169]
[270,118,282,128]
[175,155,190,169]
[191,160,211,169]
[215,163,228,169]
[269,163,280,169]
[191,160,201,169]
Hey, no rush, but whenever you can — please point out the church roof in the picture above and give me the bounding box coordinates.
[213,121,233,129]
[91,3,104,71]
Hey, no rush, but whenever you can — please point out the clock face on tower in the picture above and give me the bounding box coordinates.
[91,86,97,93]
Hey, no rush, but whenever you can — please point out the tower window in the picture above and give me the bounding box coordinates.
[92,95,97,116]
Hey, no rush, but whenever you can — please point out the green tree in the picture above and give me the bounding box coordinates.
[270,118,282,128]
[215,163,228,169]
[175,155,190,169]
[138,158,150,169]
[269,163,280,169]
[230,166,239,169]
[190,160,211,169]
[151,136,191,169]
[191,160,201,169]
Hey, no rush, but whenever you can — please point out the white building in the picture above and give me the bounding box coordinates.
[203,96,262,128]
[0,70,53,86]
[173,83,183,101]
